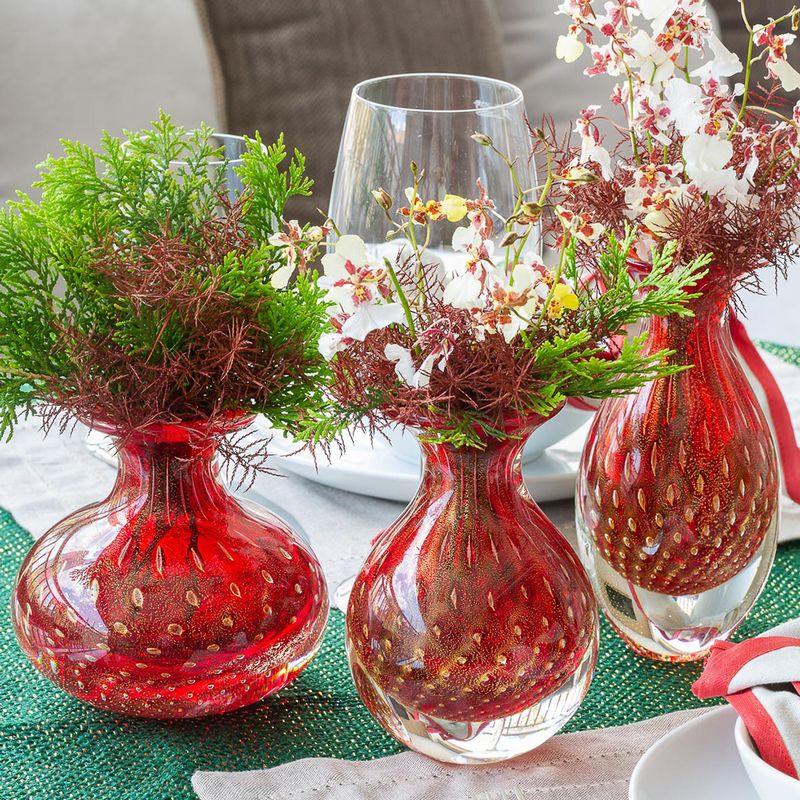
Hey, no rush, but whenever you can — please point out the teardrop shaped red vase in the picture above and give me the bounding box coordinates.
[576,296,779,661]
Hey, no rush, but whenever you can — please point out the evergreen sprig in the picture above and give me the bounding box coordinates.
[0,114,330,454]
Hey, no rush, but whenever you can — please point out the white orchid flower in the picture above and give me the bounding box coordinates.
[576,106,614,179]
[451,225,482,253]
[770,57,800,92]
[692,34,743,81]
[683,133,751,203]
[684,132,733,174]
[270,263,294,289]
[443,272,484,309]
[384,345,436,389]
[384,344,415,385]
[664,78,705,136]
[629,30,675,86]
[557,33,585,63]
[340,302,406,341]
[636,0,678,35]
[320,234,370,278]
[318,331,347,361]
[581,140,613,179]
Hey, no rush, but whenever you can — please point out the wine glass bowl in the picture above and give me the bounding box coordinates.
[329,72,537,257]
[327,72,589,481]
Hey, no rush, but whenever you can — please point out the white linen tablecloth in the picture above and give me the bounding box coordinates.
[0,419,575,589]
[0,350,798,590]
[191,709,707,800]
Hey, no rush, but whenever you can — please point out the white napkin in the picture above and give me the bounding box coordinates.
[694,619,800,779]
[191,708,706,800]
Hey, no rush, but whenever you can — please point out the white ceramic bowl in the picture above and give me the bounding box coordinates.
[385,403,593,465]
[735,717,800,800]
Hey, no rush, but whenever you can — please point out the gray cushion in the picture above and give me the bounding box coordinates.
[0,0,217,203]
[195,0,508,219]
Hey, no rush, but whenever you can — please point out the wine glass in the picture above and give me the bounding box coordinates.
[329,72,538,262]
[328,74,553,612]
[328,76,592,466]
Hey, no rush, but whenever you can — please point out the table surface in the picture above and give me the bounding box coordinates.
[3,506,800,800]
[2,342,799,800]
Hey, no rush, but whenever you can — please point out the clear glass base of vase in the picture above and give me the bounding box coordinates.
[576,514,778,662]
[333,574,356,613]
[347,638,597,764]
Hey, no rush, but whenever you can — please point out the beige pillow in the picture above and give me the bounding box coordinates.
[0,0,217,202]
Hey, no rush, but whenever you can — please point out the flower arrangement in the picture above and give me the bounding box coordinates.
[4,115,333,719]
[299,141,710,449]
[546,1,800,661]
[322,105,709,764]
[550,0,800,292]
[0,114,331,469]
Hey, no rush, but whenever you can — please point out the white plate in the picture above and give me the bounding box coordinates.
[630,706,757,800]
[258,420,591,504]
[383,404,592,465]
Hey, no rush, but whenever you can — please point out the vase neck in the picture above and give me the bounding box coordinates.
[418,435,529,501]
[645,293,732,366]
[113,427,228,510]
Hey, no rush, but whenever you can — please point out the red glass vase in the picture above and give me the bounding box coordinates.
[11,418,328,718]
[346,415,598,764]
[576,294,779,661]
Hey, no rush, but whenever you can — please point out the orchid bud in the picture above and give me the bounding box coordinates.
[561,168,598,185]
[471,132,493,146]
[793,10,799,30]
[520,202,544,221]
[410,161,419,176]
[372,187,393,211]
[500,231,521,247]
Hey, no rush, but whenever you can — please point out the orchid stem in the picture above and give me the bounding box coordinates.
[730,23,755,139]
[384,257,417,344]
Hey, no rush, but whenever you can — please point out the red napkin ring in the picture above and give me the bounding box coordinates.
[693,636,800,779]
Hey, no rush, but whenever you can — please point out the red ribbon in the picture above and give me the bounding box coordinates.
[693,636,800,779]
[729,313,800,504]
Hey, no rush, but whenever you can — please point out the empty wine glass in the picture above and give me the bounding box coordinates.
[327,74,587,613]
[329,72,538,263]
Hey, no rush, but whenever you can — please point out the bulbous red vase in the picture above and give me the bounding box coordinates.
[346,415,598,764]
[11,419,328,718]
[576,294,779,662]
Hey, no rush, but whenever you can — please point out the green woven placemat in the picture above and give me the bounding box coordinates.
[757,340,800,368]
[1,511,800,800]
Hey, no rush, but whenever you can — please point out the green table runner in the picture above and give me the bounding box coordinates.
[758,340,800,367]
[2,512,800,800]
[2,340,798,800]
